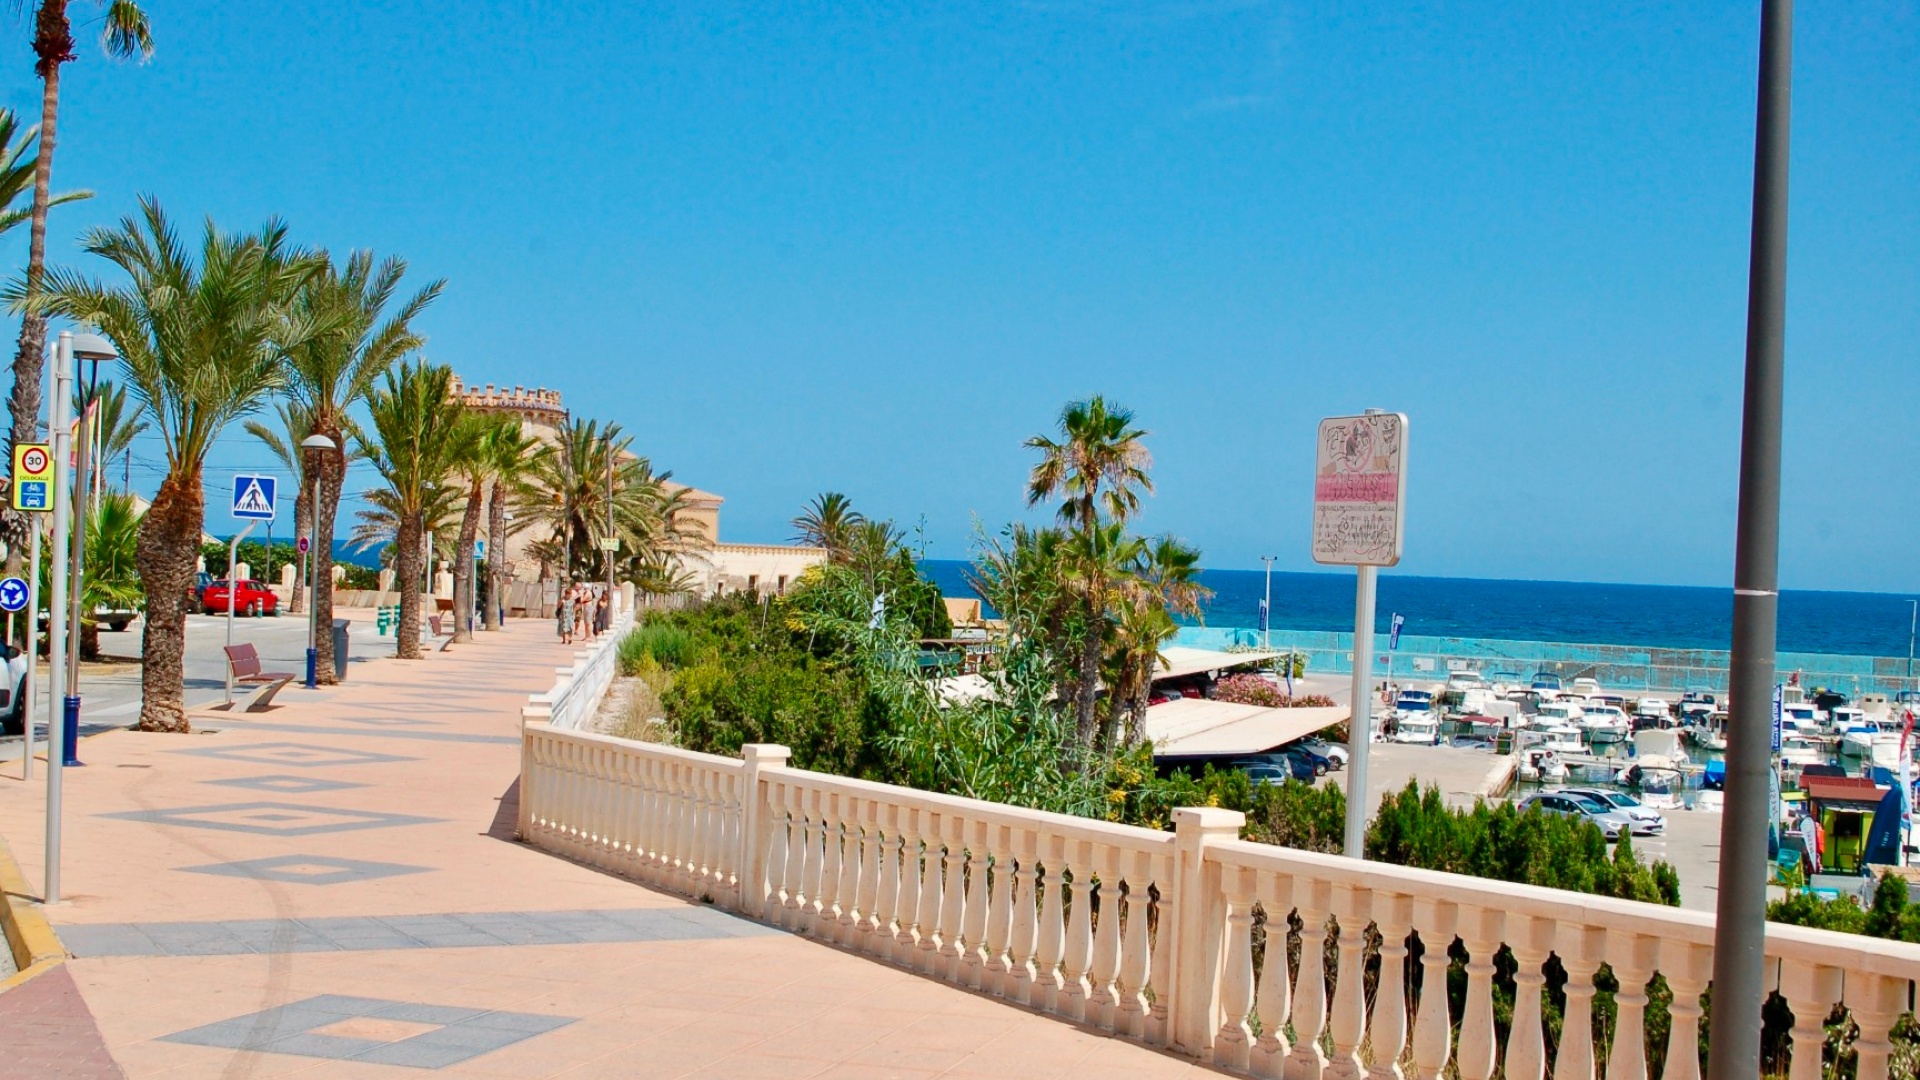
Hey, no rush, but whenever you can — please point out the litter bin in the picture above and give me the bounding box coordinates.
[332,619,351,681]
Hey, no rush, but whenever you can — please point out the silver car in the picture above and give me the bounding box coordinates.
[1558,787,1666,836]
[1517,791,1634,840]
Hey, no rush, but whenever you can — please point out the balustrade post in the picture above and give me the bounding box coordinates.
[984,825,1015,996]
[1088,845,1125,1028]
[1655,940,1709,1080]
[938,815,969,979]
[1327,884,1374,1078]
[737,744,791,917]
[915,813,946,974]
[1060,841,1096,1021]
[1602,930,1654,1080]
[873,804,904,951]
[893,808,926,965]
[1034,834,1067,1011]
[1552,925,1605,1080]
[1409,898,1457,1080]
[1168,807,1245,1058]
[1116,848,1154,1038]
[1289,879,1332,1080]
[1147,854,1176,1046]
[1777,960,1840,1080]
[1847,972,1906,1080]
[1009,832,1041,1004]
[1454,906,1505,1080]
[1214,866,1258,1073]
[1504,915,1554,1080]
[1367,893,1413,1080]
[1251,872,1294,1079]
[962,820,992,988]
[517,723,537,840]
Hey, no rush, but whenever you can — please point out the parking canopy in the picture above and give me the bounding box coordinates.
[1145,698,1348,759]
[1153,646,1282,683]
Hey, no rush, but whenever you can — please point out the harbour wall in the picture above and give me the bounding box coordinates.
[1174,626,1916,695]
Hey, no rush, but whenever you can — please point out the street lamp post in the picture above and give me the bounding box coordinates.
[1706,2,1794,1076]
[1260,555,1275,651]
[301,434,335,688]
[43,331,73,903]
[605,442,616,625]
[61,331,115,770]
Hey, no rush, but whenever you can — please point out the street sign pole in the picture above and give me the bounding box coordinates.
[20,525,40,783]
[1311,409,1409,861]
[44,331,72,904]
[225,521,259,706]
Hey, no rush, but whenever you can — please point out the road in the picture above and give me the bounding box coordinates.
[0,608,405,762]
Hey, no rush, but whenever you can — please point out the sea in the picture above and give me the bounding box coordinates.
[918,560,1920,660]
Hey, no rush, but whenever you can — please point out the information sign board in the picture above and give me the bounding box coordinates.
[1311,412,1408,567]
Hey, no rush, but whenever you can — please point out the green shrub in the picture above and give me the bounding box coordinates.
[620,622,695,673]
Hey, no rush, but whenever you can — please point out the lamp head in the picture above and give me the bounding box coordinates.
[70,331,118,363]
[301,434,337,452]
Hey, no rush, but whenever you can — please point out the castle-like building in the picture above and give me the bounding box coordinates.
[450,375,823,595]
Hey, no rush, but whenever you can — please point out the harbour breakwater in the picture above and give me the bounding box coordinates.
[1172,625,1916,696]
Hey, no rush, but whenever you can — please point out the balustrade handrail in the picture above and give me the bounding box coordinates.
[516,725,1920,1079]
[523,604,633,730]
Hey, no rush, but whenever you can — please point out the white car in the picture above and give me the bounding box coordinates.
[1559,787,1666,836]
[0,644,28,736]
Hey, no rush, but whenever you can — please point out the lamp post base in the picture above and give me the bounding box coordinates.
[61,695,82,767]
[305,648,317,690]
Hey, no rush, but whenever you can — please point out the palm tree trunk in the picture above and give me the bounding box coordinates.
[135,469,200,732]
[1,7,67,579]
[483,479,506,630]
[79,617,98,661]
[395,511,423,660]
[1076,625,1102,750]
[313,437,344,683]
[451,480,481,643]
[285,479,307,615]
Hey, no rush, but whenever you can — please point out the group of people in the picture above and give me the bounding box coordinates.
[556,583,612,645]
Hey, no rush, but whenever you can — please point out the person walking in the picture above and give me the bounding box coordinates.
[596,590,611,635]
[557,585,576,644]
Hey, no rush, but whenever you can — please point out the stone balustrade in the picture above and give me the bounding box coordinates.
[520,604,633,731]
[517,724,1920,1078]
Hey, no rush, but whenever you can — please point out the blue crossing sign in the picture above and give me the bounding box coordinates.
[0,576,26,613]
[232,474,278,521]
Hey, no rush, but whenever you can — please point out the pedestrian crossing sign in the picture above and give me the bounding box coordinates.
[10,442,52,512]
[232,474,278,520]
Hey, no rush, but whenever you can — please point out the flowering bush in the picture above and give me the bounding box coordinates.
[1212,674,1336,709]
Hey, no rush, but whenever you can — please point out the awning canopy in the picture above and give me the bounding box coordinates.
[1154,646,1281,684]
[1146,698,1348,759]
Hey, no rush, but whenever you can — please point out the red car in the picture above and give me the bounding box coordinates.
[201,579,279,617]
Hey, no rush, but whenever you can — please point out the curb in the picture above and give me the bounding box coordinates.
[0,831,67,993]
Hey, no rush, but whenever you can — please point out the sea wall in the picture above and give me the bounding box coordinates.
[1174,625,1915,694]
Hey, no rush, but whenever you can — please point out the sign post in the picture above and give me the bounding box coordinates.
[1311,409,1409,860]
[9,445,50,783]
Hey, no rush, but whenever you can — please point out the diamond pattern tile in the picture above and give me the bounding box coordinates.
[170,741,418,768]
[100,801,440,836]
[160,995,575,1069]
[202,774,367,794]
[177,854,431,886]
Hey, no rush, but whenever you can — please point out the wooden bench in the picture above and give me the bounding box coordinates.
[219,643,298,712]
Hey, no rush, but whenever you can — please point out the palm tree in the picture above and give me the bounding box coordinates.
[480,419,542,630]
[1024,397,1153,534]
[0,107,88,237]
[360,361,464,659]
[792,492,864,561]
[1059,521,1142,749]
[20,198,316,731]
[280,250,442,680]
[446,412,502,644]
[1112,536,1208,747]
[515,417,690,587]
[4,2,150,576]
[74,376,144,491]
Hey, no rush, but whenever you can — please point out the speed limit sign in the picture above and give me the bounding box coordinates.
[10,442,53,512]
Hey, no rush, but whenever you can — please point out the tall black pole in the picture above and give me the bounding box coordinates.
[1706,1,1791,1075]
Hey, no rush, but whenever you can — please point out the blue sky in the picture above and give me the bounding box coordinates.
[0,2,1915,590]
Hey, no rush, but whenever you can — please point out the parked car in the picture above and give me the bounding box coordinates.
[189,571,214,613]
[201,579,279,617]
[1558,787,1667,835]
[1276,741,1337,775]
[1292,736,1348,769]
[1232,754,1317,783]
[1516,791,1632,840]
[0,643,27,736]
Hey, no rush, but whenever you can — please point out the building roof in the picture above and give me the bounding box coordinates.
[1803,775,1889,808]
[664,482,724,505]
[1154,647,1282,683]
[1146,698,1347,758]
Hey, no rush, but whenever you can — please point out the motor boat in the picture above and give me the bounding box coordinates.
[1779,732,1826,770]
[1523,723,1587,755]
[1518,747,1570,783]
[1392,688,1434,718]
[1570,677,1603,699]
[1391,713,1441,745]
[1530,672,1564,697]
[1635,697,1672,726]
[1489,670,1524,696]
[1859,692,1892,721]
[1534,701,1585,729]
[1633,728,1690,767]
[1827,706,1868,736]
[1579,704,1631,745]
[1782,701,1822,733]
[1870,732,1910,773]
[1840,719,1883,758]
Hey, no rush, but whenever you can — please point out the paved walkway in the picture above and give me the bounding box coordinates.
[0,616,1210,1079]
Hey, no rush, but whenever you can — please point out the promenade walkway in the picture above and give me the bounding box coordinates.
[0,616,1205,1079]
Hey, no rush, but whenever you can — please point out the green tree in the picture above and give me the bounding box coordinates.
[480,418,542,630]
[792,491,864,561]
[360,361,466,659]
[516,416,698,586]
[21,199,315,731]
[447,411,503,643]
[280,250,442,681]
[1111,535,1207,746]
[40,489,141,659]
[3,1,150,577]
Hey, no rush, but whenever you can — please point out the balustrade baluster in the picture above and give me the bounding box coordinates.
[780,786,807,927]
[817,796,846,937]
[938,816,970,981]
[1116,849,1153,1039]
[1289,880,1332,1080]
[1009,833,1041,1004]
[799,790,826,925]
[852,802,881,943]
[686,769,708,885]
[1215,866,1258,1073]
[1504,915,1553,1080]
[1086,846,1124,1028]
[762,780,790,914]
[835,797,864,943]
[718,773,740,889]
[1409,899,1456,1080]
[1453,906,1504,1080]
[593,746,614,866]
[1059,842,1096,1021]
[612,751,638,875]
[892,809,924,964]
[1777,959,1840,1080]
[674,762,698,890]
[1846,973,1905,1080]
[1367,893,1412,1080]
[1251,873,1293,1078]
[1146,854,1175,1046]
[1655,940,1707,1080]
[1034,836,1067,1011]
[1327,884,1373,1077]
[962,821,992,988]
[984,825,1014,996]
[915,813,945,974]
[1552,926,1605,1080]
[870,804,901,949]
[554,739,575,852]
[1601,930,1654,1080]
